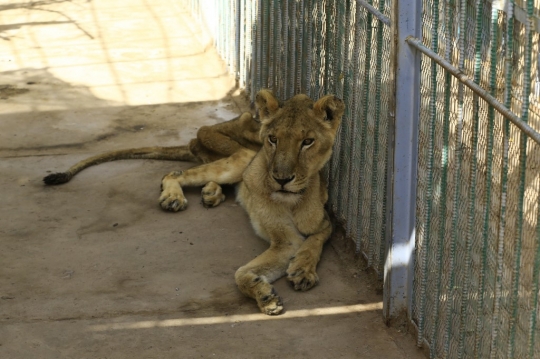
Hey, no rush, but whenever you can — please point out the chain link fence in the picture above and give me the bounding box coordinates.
[413,1,540,358]
[183,1,540,358]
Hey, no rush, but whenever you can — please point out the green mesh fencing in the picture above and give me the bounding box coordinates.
[414,0,540,358]
[184,1,540,358]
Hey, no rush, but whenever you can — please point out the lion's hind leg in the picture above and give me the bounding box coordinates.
[159,148,256,212]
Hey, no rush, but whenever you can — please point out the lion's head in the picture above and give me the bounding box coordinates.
[253,90,344,200]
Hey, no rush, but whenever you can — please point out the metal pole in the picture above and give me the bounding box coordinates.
[383,0,421,321]
[406,36,540,145]
[356,0,390,26]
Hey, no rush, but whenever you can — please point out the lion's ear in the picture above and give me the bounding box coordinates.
[255,89,279,122]
[313,95,345,130]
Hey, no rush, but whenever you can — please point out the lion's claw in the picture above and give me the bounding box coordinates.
[257,290,284,315]
[287,253,319,291]
[263,301,284,315]
[288,270,319,291]
[159,193,188,212]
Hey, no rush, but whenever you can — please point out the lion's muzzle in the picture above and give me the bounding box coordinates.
[273,175,295,187]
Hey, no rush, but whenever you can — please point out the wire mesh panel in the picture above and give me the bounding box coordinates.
[412,0,540,358]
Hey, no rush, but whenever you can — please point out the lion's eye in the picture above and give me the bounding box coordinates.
[302,138,314,147]
[268,135,277,144]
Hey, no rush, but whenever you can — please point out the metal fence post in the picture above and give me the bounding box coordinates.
[383,0,421,321]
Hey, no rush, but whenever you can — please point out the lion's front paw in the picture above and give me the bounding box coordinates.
[159,191,188,212]
[287,252,319,291]
[201,182,226,208]
[257,288,283,315]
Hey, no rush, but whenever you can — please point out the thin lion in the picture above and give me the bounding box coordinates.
[44,89,344,315]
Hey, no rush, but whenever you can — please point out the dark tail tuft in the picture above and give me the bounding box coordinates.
[43,172,73,185]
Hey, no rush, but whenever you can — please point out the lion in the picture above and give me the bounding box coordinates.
[159,90,344,314]
[43,89,344,315]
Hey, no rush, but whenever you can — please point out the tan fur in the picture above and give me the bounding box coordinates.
[160,90,345,315]
[43,112,262,185]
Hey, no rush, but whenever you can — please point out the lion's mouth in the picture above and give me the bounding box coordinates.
[276,188,305,195]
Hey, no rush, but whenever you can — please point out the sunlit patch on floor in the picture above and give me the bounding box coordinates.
[89,302,383,331]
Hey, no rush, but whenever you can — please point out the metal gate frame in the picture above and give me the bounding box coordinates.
[389,0,540,357]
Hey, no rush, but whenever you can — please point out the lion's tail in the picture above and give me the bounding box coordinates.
[43,146,198,185]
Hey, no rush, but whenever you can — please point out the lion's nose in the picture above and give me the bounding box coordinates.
[273,175,295,186]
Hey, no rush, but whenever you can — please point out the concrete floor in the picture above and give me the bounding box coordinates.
[0,1,424,358]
